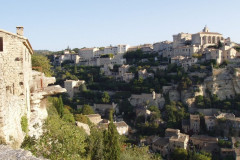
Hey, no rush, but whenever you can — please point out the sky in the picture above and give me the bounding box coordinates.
[1,0,240,51]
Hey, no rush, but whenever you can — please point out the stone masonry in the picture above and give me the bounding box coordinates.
[0,27,66,147]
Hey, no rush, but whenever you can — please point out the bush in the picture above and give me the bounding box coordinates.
[21,115,28,134]
[21,98,87,160]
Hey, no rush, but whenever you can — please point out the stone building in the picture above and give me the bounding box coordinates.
[53,54,80,65]
[64,80,85,98]
[86,114,103,124]
[190,114,200,133]
[79,47,99,60]
[169,132,189,151]
[192,26,224,47]
[204,116,216,131]
[93,103,118,116]
[138,69,154,80]
[182,119,190,133]
[117,64,135,82]
[128,91,165,109]
[0,27,66,146]
[153,41,172,54]
[173,32,192,48]
[189,135,218,153]
[98,121,129,135]
[152,128,189,155]
[152,137,169,157]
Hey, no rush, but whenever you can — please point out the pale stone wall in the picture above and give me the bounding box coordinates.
[0,30,32,146]
[0,28,66,148]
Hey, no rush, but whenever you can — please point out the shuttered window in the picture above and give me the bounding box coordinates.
[0,37,3,51]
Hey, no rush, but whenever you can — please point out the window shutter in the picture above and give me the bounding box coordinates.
[0,37,3,51]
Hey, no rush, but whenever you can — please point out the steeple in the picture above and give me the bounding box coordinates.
[203,25,209,32]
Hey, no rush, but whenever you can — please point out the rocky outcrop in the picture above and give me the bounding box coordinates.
[76,122,90,135]
[204,67,240,100]
[0,145,47,160]
[29,71,66,139]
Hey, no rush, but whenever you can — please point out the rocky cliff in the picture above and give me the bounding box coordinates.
[0,145,46,160]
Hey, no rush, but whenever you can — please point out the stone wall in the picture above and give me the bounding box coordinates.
[0,30,32,146]
[0,29,66,147]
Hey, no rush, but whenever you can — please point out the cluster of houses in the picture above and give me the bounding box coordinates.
[53,26,239,72]
[76,113,129,136]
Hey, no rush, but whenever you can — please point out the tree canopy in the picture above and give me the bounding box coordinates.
[32,53,53,77]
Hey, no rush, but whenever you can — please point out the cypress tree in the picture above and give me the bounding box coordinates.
[104,110,120,160]
[74,65,77,74]
[58,96,64,118]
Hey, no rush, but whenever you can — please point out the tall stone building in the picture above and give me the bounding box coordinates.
[0,27,66,147]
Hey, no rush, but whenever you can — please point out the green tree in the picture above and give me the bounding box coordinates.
[32,53,53,76]
[104,111,120,160]
[81,104,94,115]
[62,107,75,123]
[74,65,78,74]
[74,114,89,124]
[148,105,161,118]
[171,148,188,160]
[79,84,87,92]
[102,92,110,103]
[53,96,64,118]
[21,97,87,160]
[88,128,104,160]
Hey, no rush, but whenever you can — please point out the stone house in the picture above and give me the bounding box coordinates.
[79,47,99,60]
[152,137,169,157]
[205,47,237,64]
[135,106,151,117]
[93,103,118,116]
[173,45,200,57]
[180,57,198,71]
[100,64,113,76]
[171,55,185,64]
[128,91,165,109]
[0,27,66,146]
[138,69,154,79]
[153,41,172,54]
[98,121,129,135]
[189,135,218,153]
[64,80,85,98]
[53,54,80,65]
[190,114,200,133]
[118,64,135,82]
[86,114,103,125]
[165,128,180,137]
[204,116,216,131]
[182,119,190,133]
[169,133,189,151]
[172,32,192,48]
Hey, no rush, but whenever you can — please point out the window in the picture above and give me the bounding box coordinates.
[0,37,3,51]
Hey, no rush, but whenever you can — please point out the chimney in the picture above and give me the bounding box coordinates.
[16,26,24,36]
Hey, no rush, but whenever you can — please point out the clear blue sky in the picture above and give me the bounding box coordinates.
[1,0,240,51]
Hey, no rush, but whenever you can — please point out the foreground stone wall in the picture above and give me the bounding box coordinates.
[0,30,32,146]
[0,29,66,148]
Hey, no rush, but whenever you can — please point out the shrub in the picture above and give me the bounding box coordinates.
[21,115,28,135]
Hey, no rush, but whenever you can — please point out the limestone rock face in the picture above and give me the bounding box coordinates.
[29,71,66,139]
[76,122,90,135]
[204,67,240,100]
[0,145,47,160]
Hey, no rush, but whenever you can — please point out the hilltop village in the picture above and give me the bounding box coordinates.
[50,26,240,160]
[1,26,240,159]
